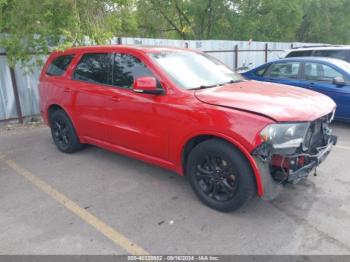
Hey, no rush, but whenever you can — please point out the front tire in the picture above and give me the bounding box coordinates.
[187,139,256,212]
[50,110,84,153]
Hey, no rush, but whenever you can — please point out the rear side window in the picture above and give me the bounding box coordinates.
[313,50,350,62]
[113,53,157,89]
[304,62,343,82]
[46,55,74,76]
[73,53,112,85]
[286,50,312,58]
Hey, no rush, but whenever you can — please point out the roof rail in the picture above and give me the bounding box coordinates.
[291,44,344,49]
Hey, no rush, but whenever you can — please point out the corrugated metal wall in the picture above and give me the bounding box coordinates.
[0,38,316,121]
[118,38,313,69]
[0,55,17,120]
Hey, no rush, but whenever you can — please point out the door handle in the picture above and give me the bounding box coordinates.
[63,87,71,93]
[110,96,121,102]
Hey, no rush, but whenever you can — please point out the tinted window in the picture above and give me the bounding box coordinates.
[46,55,74,76]
[286,50,312,58]
[304,62,343,82]
[113,54,157,89]
[268,62,300,79]
[73,53,112,85]
[313,50,350,62]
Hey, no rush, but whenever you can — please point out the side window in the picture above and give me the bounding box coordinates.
[46,55,74,76]
[313,50,349,61]
[268,62,300,79]
[113,53,160,89]
[255,66,267,76]
[73,53,112,85]
[304,63,343,82]
[286,51,312,58]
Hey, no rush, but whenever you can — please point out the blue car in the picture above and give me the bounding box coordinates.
[242,57,350,122]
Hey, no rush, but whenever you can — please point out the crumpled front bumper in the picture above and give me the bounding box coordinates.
[254,135,337,201]
[287,135,337,184]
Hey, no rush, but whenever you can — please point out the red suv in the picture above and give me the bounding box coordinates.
[39,45,337,212]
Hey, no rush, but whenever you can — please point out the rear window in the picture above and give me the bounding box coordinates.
[46,55,74,76]
[286,50,312,58]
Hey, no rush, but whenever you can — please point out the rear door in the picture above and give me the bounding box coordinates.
[40,54,75,121]
[300,61,350,120]
[71,52,113,142]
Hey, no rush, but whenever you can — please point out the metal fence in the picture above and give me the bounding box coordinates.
[0,38,318,122]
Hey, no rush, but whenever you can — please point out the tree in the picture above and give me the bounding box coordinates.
[0,0,135,67]
[229,0,303,41]
[136,0,235,40]
[297,0,350,44]
[1,0,350,69]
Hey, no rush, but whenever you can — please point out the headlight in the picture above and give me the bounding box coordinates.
[260,123,310,150]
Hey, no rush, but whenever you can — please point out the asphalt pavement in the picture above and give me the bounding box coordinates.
[0,122,350,255]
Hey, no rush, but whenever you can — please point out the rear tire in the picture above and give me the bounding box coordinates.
[187,139,256,212]
[50,110,84,153]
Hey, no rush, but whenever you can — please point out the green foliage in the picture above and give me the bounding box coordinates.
[134,0,350,43]
[1,0,350,68]
[0,0,133,67]
[231,0,304,41]
[297,0,350,43]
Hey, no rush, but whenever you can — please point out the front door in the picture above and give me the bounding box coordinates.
[263,61,304,87]
[105,53,169,160]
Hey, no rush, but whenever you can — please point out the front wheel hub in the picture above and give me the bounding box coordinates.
[195,155,238,201]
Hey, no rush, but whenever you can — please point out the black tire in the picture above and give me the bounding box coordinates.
[50,110,84,153]
[187,139,256,212]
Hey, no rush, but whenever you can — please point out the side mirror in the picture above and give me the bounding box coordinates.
[133,76,163,95]
[333,76,346,87]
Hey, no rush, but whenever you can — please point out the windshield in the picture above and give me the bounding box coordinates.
[333,59,350,74]
[149,50,244,89]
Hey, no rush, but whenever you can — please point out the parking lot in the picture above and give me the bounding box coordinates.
[0,122,350,255]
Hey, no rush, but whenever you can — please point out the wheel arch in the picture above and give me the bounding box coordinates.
[181,133,264,196]
[48,104,64,124]
[47,104,77,131]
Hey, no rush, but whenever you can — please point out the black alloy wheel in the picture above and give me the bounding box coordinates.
[195,154,239,202]
[52,119,70,151]
[187,139,256,212]
[50,110,84,153]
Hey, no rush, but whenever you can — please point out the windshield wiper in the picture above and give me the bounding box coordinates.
[224,79,244,85]
[190,84,219,90]
[190,79,244,90]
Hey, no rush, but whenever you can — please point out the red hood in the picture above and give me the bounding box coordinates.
[194,80,336,122]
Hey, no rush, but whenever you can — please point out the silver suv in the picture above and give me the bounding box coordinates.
[285,45,350,62]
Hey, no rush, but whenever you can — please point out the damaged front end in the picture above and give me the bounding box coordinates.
[252,111,337,200]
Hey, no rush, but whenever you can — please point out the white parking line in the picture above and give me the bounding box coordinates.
[0,152,149,255]
[335,145,350,151]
